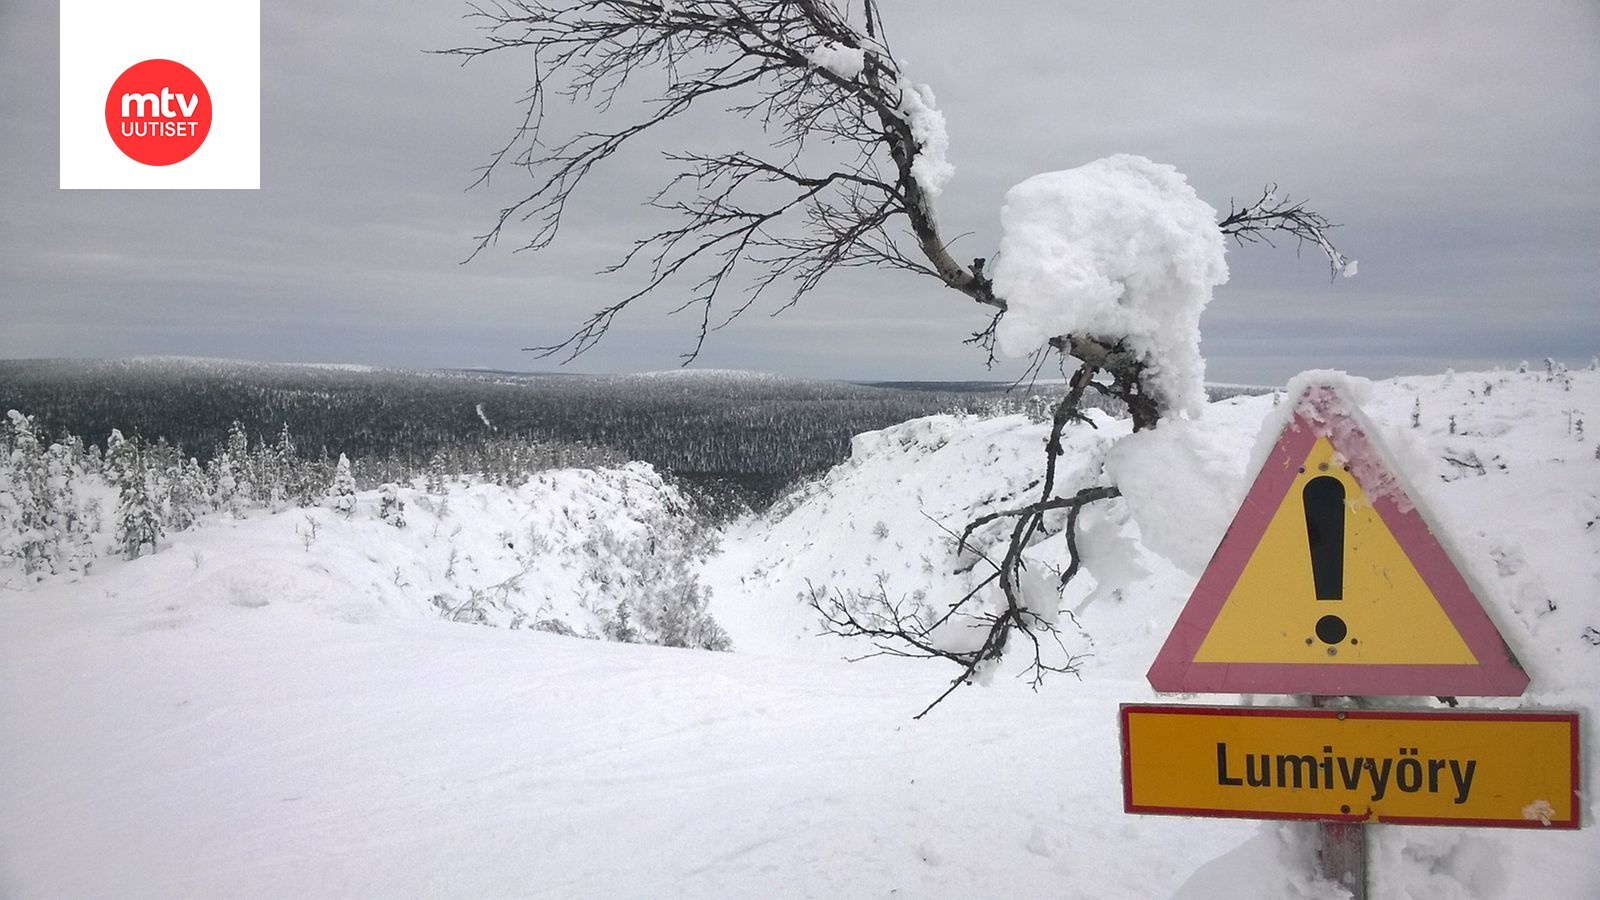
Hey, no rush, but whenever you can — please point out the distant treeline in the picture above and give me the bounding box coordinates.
[0,359,1061,502]
[0,358,1266,506]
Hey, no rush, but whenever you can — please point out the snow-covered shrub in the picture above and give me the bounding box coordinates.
[432,589,492,626]
[532,617,579,638]
[602,600,639,643]
[635,576,731,652]
[581,507,730,651]
[377,483,406,528]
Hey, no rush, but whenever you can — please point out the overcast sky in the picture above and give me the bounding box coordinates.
[3,2,1596,384]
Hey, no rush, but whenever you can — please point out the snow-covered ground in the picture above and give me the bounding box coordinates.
[3,365,1597,897]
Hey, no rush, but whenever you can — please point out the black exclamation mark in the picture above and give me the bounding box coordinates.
[1303,475,1347,646]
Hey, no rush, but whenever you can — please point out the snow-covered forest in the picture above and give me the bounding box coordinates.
[2,359,1597,897]
[0,357,1092,501]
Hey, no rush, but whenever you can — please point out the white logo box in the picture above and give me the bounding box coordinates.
[60,0,259,190]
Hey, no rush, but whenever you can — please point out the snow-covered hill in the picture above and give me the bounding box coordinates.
[2,365,1596,898]
[709,366,1600,697]
[0,460,722,645]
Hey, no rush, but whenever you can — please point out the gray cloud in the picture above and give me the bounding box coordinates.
[3,1,1596,384]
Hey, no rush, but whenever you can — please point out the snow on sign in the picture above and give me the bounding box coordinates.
[1147,381,1529,696]
[1121,704,1580,828]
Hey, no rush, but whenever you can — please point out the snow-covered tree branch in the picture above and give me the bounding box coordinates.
[442,0,995,363]
[1219,183,1357,281]
[448,0,1354,711]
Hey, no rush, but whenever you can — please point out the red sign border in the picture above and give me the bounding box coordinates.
[1146,384,1530,697]
[1119,703,1580,829]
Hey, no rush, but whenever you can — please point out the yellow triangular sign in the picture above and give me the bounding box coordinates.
[1148,382,1528,696]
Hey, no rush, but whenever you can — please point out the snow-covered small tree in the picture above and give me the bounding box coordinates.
[209,447,244,518]
[425,452,448,495]
[106,430,163,560]
[44,436,97,575]
[2,410,61,575]
[161,457,210,533]
[216,421,255,514]
[270,423,322,509]
[328,453,358,518]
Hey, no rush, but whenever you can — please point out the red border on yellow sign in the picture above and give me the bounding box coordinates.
[1147,384,1529,697]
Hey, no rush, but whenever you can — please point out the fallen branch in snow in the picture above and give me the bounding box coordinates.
[1441,452,1487,478]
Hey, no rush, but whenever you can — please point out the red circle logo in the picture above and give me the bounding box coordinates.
[104,59,212,166]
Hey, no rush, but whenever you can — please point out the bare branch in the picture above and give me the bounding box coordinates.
[1220,183,1356,280]
[444,0,996,363]
[810,359,1123,715]
[450,3,1351,379]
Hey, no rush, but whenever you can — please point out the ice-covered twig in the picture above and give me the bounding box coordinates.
[1219,183,1357,280]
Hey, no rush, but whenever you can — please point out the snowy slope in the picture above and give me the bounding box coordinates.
[0,601,1261,899]
[3,365,1597,898]
[701,365,1600,896]
[700,408,1124,656]
[0,461,710,639]
[709,367,1599,694]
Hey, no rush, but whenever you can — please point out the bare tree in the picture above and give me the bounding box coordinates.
[444,0,1349,712]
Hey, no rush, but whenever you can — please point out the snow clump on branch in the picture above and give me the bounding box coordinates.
[896,81,954,197]
[806,40,865,80]
[991,154,1229,419]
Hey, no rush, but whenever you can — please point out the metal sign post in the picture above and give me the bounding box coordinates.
[1317,820,1366,899]
[1312,696,1365,900]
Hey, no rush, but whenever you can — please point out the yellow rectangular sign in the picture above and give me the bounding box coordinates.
[1121,704,1579,828]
